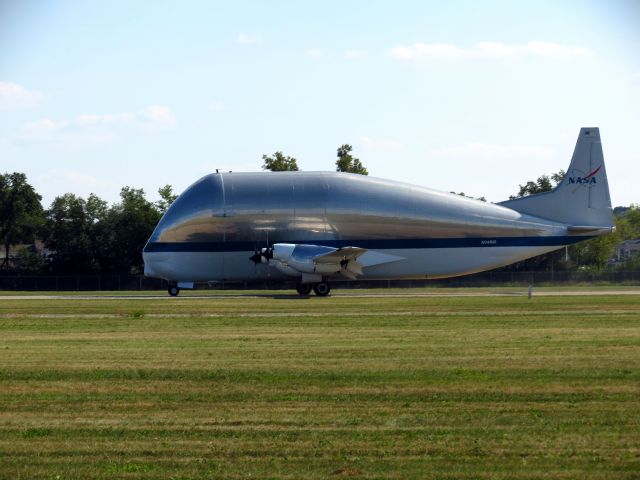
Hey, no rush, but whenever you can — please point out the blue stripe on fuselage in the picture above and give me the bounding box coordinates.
[143,236,591,253]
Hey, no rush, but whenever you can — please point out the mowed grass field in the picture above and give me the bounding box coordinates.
[0,290,639,479]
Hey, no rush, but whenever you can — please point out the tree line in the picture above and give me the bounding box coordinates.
[262,143,368,175]
[1,150,639,276]
[1,172,177,275]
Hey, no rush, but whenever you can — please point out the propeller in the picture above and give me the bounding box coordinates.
[249,249,262,264]
[250,245,274,264]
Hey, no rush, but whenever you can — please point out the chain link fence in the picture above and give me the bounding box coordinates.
[0,270,638,291]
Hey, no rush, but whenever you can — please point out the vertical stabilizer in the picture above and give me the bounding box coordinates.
[499,128,613,228]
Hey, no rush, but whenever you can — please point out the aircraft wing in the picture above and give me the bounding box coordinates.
[263,243,405,281]
[312,246,367,263]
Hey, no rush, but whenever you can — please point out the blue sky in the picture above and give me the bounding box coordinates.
[1,0,639,207]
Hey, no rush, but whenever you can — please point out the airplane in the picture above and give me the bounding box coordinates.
[143,128,614,296]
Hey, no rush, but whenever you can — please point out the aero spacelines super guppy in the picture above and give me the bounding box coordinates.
[143,128,614,296]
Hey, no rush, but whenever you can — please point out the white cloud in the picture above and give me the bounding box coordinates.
[525,41,590,58]
[428,143,554,161]
[237,32,263,45]
[208,101,226,112]
[388,41,592,61]
[0,81,43,109]
[140,105,176,126]
[305,48,324,58]
[17,105,175,144]
[344,49,368,60]
[474,41,519,58]
[422,142,557,201]
[359,136,404,151]
[77,105,175,128]
[389,43,463,61]
[76,112,136,127]
[20,119,70,142]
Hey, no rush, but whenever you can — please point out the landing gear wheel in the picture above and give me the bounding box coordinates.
[313,282,331,297]
[168,286,180,297]
[296,283,312,296]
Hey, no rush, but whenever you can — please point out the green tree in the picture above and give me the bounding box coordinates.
[86,193,109,223]
[565,202,639,271]
[262,152,299,171]
[156,184,178,214]
[0,172,44,270]
[616,204,640,239]
[43,193,103,274]
[12,245,44,273]
[335,144,368,175]
[510,170,565,199]
[96,187,161,274]
[568,232,620,269]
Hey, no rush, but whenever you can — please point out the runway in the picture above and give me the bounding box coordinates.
[1,288,639,300]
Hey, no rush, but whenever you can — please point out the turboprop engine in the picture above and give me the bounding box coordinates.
[250,243,366,282]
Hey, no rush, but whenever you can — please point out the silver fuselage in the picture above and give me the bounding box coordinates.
[143,172,586,283]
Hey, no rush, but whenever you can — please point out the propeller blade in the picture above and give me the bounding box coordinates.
[249,251,263,264]
[250,246,274,264]
[261,246,273,261]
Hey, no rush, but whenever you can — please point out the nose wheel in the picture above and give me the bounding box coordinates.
[168,286,180,297]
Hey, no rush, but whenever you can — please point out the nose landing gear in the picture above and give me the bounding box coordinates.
[168,286,180,297]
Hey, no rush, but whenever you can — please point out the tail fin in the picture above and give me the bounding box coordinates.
[499,128,613,229]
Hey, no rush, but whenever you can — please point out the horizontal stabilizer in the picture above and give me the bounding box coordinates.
[567,225,615,234]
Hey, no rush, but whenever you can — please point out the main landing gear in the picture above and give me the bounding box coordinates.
[296,282,331,297]
[295,283,312,295]
[168,285,180,297]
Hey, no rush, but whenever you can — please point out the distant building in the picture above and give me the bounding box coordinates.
[609,239,640,264]
[0,241,48,269]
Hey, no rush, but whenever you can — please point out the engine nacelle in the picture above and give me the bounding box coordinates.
[271,243,342,277]
[272,244,297,262]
